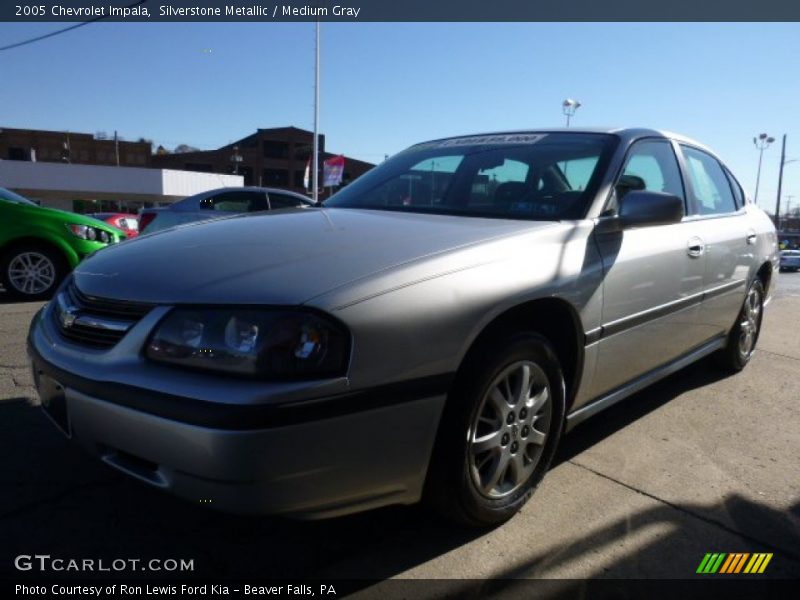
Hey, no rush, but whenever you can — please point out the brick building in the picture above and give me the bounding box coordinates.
[151,126,374,194]
[0,125,374,203]
[0,127,151,168]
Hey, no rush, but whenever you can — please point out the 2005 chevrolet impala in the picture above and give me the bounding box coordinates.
[28,129,778,526]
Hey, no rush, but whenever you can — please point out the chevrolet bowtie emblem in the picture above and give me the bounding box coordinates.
[60,308,77,329]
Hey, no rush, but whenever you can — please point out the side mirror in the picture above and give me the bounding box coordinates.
[598,190,684,232]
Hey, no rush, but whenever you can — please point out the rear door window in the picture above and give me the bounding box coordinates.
[724,168,746,209]
[680,146,738,216]
[200,191,268,213]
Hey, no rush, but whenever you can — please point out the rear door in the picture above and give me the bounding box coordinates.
[677,145,751,339]
[590,139,708,398]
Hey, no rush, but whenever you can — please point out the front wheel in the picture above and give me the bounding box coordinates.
[1,245,67,300]
[715,278,764,372]
[425,333,566,527]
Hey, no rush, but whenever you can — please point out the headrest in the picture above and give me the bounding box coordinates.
[494,181,529,205]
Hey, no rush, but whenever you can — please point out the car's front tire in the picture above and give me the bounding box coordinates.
[1,244,67,301]
[426,332,565,527]
[715,278,764,372]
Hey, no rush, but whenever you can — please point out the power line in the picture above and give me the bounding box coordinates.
[0,1,145,53]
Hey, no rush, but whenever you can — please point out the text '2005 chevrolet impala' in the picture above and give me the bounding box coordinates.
[28,129,778,526]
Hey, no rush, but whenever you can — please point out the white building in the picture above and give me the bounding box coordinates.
[0,160,243,213]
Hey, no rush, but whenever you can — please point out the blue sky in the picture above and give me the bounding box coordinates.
[1,21,799,213]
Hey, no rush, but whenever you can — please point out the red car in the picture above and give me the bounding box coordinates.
[87,213,139,239]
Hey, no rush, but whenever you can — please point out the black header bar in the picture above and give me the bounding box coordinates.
[2,0,800,23]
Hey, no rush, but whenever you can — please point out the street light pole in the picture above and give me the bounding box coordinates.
[312,22,320,204]
[753,133,775,204]
[562,99,581,127]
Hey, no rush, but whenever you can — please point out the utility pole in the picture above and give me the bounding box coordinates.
[312,22,320,204]
[114,130,120,166]
[774,134,800,232]
[775,134,786,229]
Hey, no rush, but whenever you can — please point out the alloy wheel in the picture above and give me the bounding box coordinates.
[738,285,762,360]
[468,360,552,498]
[7,252,56,296]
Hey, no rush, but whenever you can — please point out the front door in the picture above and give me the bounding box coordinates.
[590,139,708,398]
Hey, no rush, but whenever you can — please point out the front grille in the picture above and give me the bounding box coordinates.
[53,281,155,349]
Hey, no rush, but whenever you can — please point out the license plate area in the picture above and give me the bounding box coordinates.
[35,370,71,437]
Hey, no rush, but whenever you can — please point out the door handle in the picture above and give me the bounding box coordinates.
[746,231,757,245]
[687,237,705,258]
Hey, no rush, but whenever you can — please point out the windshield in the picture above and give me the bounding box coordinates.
[325,133,617,220]
[0,187,38,206]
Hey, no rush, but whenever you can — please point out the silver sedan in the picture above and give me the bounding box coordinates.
[28,128,778,526]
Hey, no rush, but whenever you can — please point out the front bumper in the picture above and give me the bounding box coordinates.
[28,307,447,518]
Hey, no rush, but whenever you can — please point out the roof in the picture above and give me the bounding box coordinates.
[420,127,714,153]
[189,186,311,201]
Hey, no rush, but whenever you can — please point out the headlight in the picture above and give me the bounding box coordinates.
[146,308,350,379]
[67,224,114,244]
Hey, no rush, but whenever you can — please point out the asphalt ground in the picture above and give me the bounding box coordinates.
[0,275,798,585]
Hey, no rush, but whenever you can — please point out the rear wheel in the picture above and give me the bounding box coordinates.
[425,333,565,527]
[715,278,764,372]
[1,245,67,300]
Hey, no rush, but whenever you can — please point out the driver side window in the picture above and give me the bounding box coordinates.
[606,140,685,215]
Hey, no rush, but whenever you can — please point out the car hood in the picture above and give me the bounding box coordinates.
[73,208,553,305]
[19,203,119,231]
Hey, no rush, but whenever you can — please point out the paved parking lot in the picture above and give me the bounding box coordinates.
[1,276,799,582]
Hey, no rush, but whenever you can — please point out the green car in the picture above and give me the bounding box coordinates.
[0,187,123,300]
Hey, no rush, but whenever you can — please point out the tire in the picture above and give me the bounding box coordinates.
[1,244,67,301]
[425,332,566,527]
[715,278,764,372]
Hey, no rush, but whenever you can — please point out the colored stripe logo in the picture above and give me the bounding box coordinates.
[696,553,773,574]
